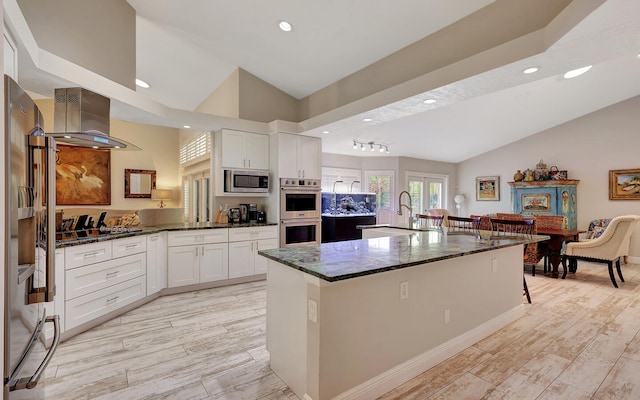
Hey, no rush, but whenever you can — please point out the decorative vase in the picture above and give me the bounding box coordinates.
[523,169,535,182]
[513,170,524,182]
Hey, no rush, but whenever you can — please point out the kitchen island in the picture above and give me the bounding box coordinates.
[259,228,547,400]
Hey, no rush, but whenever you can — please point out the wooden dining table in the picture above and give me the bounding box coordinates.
[536,227,585,278]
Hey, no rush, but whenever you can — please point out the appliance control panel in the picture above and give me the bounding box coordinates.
[280,178,320,189]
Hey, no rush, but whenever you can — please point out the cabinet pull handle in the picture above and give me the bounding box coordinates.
[195,247,198,257]
[83,251,100,258]
[248,159,251,168]
[125,244,138,249]
[251,242,254,251]
[195,235,204,241]
[106,296,119,305]
[106,271,119,279]
[150,236,158,241]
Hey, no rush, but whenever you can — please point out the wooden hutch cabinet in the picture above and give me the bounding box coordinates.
[508,180,579,229]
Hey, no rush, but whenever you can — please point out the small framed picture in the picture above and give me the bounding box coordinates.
[609,168,640,200]
[476,176,500,201]
[521,193,551,212]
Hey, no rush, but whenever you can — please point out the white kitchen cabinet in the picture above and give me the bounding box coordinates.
[146,232,167,295]
[63,237,147,331]
[167,245,199,287]
[254,238,278,274]
[228,226,278,278]
[199,243,229,282]
[65,241,112,270]
[112,235,146,259]
[167,229,229,288]
[278,132,321,179]
[221,129,269,170]
[65,276,146,330]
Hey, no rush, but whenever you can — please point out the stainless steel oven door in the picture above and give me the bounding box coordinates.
[280,189,321,220]
[280,218,321,247]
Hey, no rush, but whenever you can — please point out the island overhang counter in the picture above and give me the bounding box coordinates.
[258,229,548,400]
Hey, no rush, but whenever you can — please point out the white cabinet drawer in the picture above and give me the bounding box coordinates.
[65,276,146,330]
[168,229,229,246]
[228,226,277,242]
[112,235,147,259]
[65,242,112,270]
[65,253,146,300]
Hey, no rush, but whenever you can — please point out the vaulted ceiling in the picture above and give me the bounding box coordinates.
[7,0,640,162]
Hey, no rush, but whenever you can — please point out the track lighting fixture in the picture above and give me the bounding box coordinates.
[351,140,389,154]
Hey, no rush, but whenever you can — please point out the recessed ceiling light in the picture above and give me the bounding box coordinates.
[563,65,592,79]
[183,125,191,129]
[423,99,437,104]
[135,78,150,89]
[322,130,330,134]
[523,67,539,74]
[278,20,292,32]
[362,118,373,122]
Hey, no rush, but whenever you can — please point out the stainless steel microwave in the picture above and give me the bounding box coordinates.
[224,169,269,193]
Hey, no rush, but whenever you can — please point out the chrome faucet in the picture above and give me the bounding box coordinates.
[332,180,343,192]
[350,180,360,192]
[397,190,412,216]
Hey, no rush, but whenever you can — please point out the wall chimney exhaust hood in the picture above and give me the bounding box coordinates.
[50,87,141,150]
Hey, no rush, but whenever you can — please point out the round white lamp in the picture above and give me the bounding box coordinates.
[454,194,465,216]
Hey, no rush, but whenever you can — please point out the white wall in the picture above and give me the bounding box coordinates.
[458,95,640,257]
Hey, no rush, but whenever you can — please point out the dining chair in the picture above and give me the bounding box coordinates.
[447,216,480,231]
[427,208,450,227]
[495,212,524,220]
[493,215,543,276]
[470,215,493,231]
[532,214,565,274]
[490,218,535,303]
[561,215,640,288]
[416,214,444,229]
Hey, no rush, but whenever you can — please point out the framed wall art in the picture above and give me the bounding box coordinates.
[56,144,111,205]
[476,176,500,201]
[609,168,640,200]
[521,193,551,212]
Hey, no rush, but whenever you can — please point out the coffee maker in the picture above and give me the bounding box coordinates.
[248,203,258,223]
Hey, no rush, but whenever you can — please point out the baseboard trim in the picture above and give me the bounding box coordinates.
[333,305,526,400]
[628,256,639,264]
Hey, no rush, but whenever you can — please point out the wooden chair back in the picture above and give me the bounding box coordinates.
[447,216,480,231]
[490,218,535,236]
[416,214,444,229]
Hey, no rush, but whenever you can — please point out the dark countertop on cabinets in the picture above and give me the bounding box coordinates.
[55,221,278,248]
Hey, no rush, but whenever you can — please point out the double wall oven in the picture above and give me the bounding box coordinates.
[280,178,321,247]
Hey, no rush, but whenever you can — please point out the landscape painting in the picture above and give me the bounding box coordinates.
[609,168,640,200]
[56,144,111,205]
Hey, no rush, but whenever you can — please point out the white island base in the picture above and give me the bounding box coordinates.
[266,245,525,400]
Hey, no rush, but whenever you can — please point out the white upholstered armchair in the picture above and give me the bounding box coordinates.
[561,215,640,287]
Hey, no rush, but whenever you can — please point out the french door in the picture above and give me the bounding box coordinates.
[407,173,448,218]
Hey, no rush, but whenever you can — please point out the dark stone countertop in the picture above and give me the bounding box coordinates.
[321,213,377,218]
[258,229,549,282]
[55,221,278,248]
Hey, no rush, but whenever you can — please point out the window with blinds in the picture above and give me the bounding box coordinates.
[180,132,212,165]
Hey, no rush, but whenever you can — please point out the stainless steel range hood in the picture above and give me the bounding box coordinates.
[50,87,140,150]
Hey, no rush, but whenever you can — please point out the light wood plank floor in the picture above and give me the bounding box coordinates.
[45,261,640,399]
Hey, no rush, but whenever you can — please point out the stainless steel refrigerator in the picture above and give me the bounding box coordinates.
[3,75,60,399]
